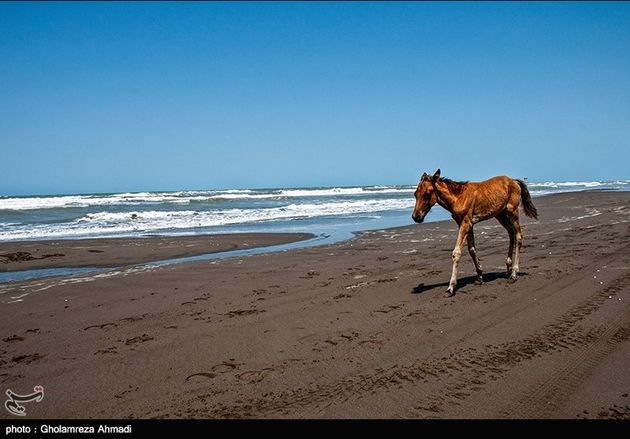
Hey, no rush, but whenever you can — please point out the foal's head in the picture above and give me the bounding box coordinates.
[412,170,440,223]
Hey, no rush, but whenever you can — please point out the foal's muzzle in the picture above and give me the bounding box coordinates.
[412,212,425,223]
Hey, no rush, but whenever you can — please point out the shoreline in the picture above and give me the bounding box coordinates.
[0,189,621,277]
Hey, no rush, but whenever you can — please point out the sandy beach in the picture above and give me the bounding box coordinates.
[0,233,314,272]
[1,190,629,419]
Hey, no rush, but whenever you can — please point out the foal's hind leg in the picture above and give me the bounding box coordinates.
[467,228,483,284]
[507,212,524,282]
[497,212,515,276]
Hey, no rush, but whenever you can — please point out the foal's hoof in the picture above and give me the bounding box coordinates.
[507,275,518,284]
[474,275,484,285]
[444,289,455,298]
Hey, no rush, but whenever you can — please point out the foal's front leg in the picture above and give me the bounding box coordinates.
[445,220,472,297]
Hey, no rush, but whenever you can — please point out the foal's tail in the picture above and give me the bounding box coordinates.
[516,179,538,219]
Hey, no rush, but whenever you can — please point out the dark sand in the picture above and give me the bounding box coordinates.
[0,233,313,272]
[1,191,629,419]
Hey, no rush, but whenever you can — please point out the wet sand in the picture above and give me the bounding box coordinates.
[1,190,629,419]
[0,233,314,272]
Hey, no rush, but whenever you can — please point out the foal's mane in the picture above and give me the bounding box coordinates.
[437,177,469,195]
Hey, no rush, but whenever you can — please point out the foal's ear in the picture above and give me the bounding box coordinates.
[421,172,428,179]
[432,168,441,181]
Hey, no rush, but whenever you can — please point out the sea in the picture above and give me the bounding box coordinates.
[2,180,629,243]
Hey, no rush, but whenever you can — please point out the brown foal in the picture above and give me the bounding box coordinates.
[412,169,538,297]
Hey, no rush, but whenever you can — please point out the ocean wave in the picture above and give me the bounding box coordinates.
[1,181,627,213]
[0,198,416,241]
[0,186,414,210]
[528,181,606,188]
[0,193,201,210]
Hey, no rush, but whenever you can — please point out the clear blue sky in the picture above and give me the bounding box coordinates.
[1,2,629,196]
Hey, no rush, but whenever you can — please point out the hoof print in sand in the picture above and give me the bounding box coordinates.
[209,362,240,374]
[12,353,45,364]
[119,314,148,323]
[223,309,264,318]
[3,335,25,343]
[186,362,242,382]
[124,334,154,345]
[315,331,360,351]
[185,372,217,381]
[358,337,385,349]
[84,322,118,331]
[373,304,403,314]
[94,347,117,355]
[237,368,273,384]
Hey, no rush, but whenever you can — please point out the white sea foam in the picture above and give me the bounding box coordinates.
[0,198,416,241]
[0,186,415,210]
[529,181,605,188]
[4,181,625,211]
[526,180,629,196]
[0,193,200,210]
[209,187,414,200]
[277,187,413,197]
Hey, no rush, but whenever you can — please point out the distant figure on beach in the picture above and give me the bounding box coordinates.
[412,169,538,297]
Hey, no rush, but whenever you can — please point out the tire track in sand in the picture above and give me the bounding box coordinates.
[501,279,630,418]
[182,268,630,418]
